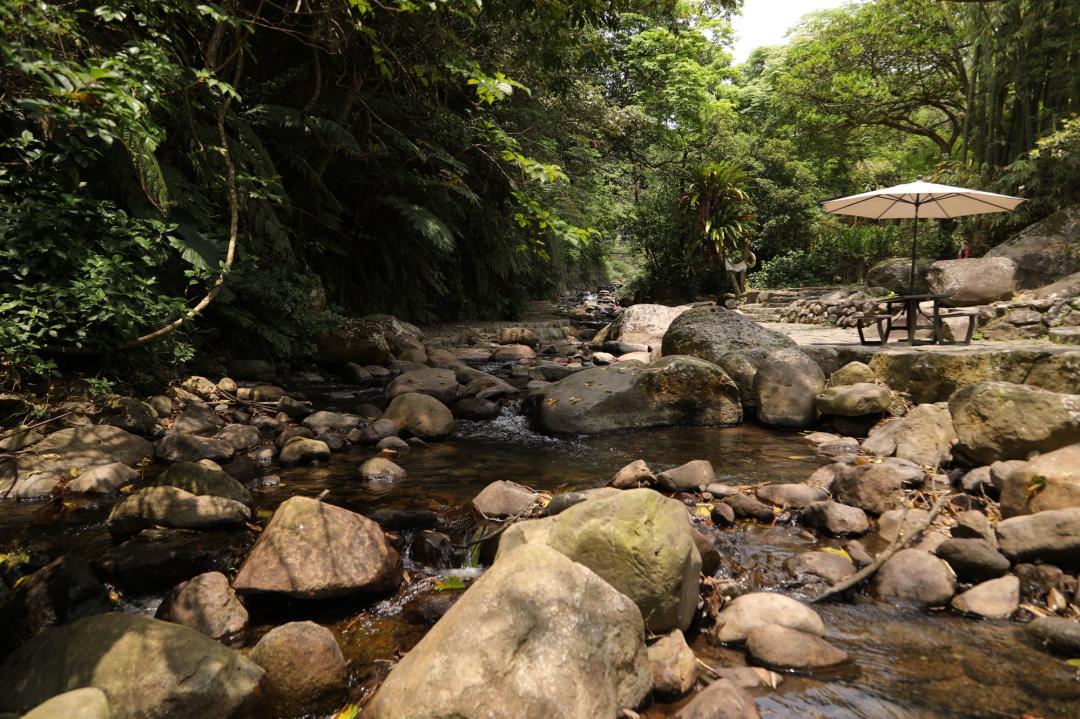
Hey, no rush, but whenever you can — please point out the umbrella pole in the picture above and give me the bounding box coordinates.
[909,201,920,295]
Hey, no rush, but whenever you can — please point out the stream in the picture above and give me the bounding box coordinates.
[1,374,1077,718]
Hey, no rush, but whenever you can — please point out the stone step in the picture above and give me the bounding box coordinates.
[1049,327,1080,345]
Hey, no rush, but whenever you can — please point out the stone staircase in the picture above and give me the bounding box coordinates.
[738,287,851,324]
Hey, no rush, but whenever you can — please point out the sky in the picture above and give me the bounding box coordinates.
[729,0,853,63]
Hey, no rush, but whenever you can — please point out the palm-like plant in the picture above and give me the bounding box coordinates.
[680,161,756,263]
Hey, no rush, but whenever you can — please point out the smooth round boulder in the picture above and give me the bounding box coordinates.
[661,306,795,362]
[21,688,111,719]
[801,501,870,536]
[386,368,461,406]
[950,575,1019,619]
[828,361,878,387]
[713,592,825,643]
[999,443,1080,517]
[673,677,760,719]
[745,624,849,671]
[935,538,1010,582]
[106,487,250,538]
[756,483,828,509]
[383,393,455,440]
[156,432,234,464]
[68,462,139,495]
[278,437,331,466]
[472,480,538,518]
[648,629,698,698]
[657,460,716,492]
[816,383,892,417]
[250,621,347,717]
[949,382,1080,464]
[154,461,252,506]
[872,548,956,607]
[359,457,406,482]
[452,397,501,420]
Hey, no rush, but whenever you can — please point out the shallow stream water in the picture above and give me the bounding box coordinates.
[1,379,1077,718]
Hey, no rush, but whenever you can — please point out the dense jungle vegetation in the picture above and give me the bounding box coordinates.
[2,0,1079,382]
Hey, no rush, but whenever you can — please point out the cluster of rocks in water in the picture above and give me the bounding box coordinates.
[0,303,1078,718]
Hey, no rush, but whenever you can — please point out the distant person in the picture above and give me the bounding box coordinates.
[957,241,972,259]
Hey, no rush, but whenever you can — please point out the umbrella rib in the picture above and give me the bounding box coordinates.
[873,196,905,220]
[952,195,1021,212]
[931,196,952,219]
[824,194,913,214]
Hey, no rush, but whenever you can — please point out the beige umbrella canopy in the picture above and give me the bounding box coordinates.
[823,180,1025,293]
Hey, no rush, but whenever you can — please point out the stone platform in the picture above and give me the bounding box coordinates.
[764,321,1077,403]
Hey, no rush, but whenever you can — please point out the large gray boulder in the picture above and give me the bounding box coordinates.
[866,257,931,294]
[382,393,455,440]
[752,349,825,429]
[592,304,694,358]
[661,307,795,363]
[12,426,153,480]
[21,688,111,719]
[927,257,1016,306]
[985,204,1080,288]
[363,543,652,719]
[862,404,956,467]
[0,614,264,719]
[232,496,401,599]
[713,592,825,643]
[999,444,1080,517]
[525,356,741,435]
[154,462,252,506]
[949,382,1080,464]
[497,488,701,633]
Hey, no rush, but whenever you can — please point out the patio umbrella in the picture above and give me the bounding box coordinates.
[822,180,1025,294]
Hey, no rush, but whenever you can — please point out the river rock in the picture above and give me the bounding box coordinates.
[1024,352,1080,394]
[359,457,406,482]
[497,488,700,633]
[359,418,398,444]
[448,397,497,422]
[302,410,362,435]
[801,501,870,536]
[99,396,159,436]
[68,462,138,494]
[611,459,654,488]
[18,425,153,477]
[155,571,247,639]
[828,361,878,387]
[251,621,347,717]
[657,459,715,491]
[155,461,252,505]
[935,538,1010,582]
[872,549,956,607]
[752,348,826,429]
[816,383,891,416]
[0,556,111,650]
[212,423,260,451]
[472,480,538,517]
[363,543,652,719]
[525,356,741,435]
[724,493,775,522]
[233,496,401,599]
[107,486,250,537]
[995,508,1080,563]
[383,393,454,440]
[648,629,698,697]
[999,444,1080,517]
[950,575,1020,619]
[278,437,330,466]
[949,382,1080,464]
[877,508,930,543]
[156,432,234,464]
[21,688,111,719]
[745,624,849,671]
[862,404,956,467]
[661,306,795,362]
[386,368,461,406]
[714,592,824,644]
[0,614,263,719]
[951,510,996,543]
[756,483,828,509]
[491,344,535,362]
[927,257,1016,306]
[172,404,224,435]
[1025,616,1080,656]
[673,677,760,719]
[786,551,855,585]
[832,461,922,514]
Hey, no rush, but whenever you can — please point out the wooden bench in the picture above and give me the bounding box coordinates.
[934,310,978,345]
[855,313,893,345]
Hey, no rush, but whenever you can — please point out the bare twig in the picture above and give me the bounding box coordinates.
[0,412,73,442]
[811,492,952,604]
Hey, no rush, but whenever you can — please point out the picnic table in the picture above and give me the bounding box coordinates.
[855,293,977,346]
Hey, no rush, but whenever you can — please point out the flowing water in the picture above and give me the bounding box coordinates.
[1,378,1077,718]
